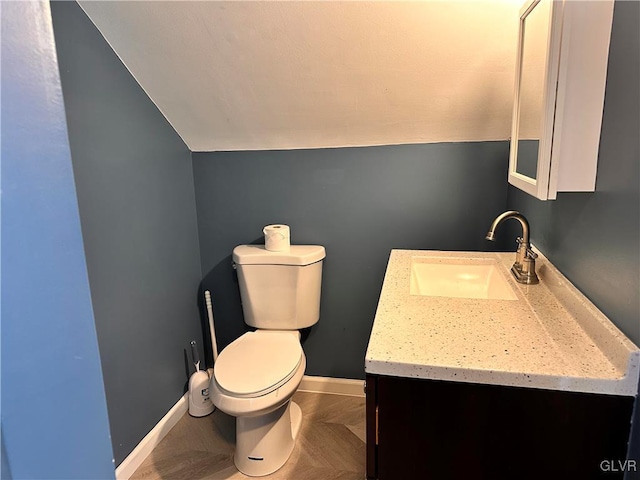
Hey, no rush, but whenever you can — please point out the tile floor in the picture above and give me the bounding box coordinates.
[130,391,366,480]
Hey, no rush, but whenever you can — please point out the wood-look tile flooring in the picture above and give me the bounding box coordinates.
[131,392,366,480]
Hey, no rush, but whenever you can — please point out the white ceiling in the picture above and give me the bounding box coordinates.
[79,1,522,152]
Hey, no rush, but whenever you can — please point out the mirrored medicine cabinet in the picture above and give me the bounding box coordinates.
[508,0,614,200]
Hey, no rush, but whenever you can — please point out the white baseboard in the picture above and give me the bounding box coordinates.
[298,375,365,397]
[115,393,188,480]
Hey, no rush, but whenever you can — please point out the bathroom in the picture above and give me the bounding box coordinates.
[2,0,638,479]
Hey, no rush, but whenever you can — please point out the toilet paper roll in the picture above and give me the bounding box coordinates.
[263,224,290,252]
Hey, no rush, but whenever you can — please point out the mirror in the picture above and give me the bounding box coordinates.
[514,0,550,180]
[508,0,562,198]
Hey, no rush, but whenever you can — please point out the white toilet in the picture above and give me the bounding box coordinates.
[209,244,326,477]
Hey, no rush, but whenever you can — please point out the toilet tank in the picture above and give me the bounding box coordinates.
[232,245,325,329]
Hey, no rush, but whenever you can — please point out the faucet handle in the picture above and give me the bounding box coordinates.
[515,236,530,249]
[516,237,537,256]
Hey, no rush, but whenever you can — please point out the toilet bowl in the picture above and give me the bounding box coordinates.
[210,243,325,476]
[210,330,306,476]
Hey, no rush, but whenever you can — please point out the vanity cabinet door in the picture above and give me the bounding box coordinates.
[366,374,634,480]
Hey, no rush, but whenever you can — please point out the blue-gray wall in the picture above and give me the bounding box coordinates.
[1,2,114,478]
[50,2,203,465]
[508,2,639,475]
[193,143,511,379]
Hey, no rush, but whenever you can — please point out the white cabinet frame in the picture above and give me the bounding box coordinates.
[508,0,614,201]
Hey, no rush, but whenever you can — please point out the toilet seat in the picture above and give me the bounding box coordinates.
[214,330,302,398]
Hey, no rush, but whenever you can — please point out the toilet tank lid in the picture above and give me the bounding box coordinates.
[233,245,325,266]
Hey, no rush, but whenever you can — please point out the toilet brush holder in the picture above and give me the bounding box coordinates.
[188,341,214,417]
[189,370,214,417]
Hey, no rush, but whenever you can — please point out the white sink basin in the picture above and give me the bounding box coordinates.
[410,257,517,300]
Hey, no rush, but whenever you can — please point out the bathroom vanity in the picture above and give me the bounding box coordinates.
[365,250,639,480]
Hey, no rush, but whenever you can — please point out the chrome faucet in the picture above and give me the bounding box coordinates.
[485,211,539,285]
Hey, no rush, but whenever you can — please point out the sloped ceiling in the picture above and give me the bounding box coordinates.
[79,1,522,152]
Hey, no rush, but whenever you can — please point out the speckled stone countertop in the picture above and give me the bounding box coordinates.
[365,249,640,396]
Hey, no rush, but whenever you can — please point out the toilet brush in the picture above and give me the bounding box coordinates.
[205,290,219,363]
[188,340,214,417]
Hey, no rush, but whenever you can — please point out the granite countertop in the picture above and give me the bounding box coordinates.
[365,249,640,396]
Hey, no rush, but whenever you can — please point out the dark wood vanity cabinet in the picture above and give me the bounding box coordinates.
[366,374,635,480]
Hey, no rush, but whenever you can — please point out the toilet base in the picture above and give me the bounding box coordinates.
[234,400,302,476]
